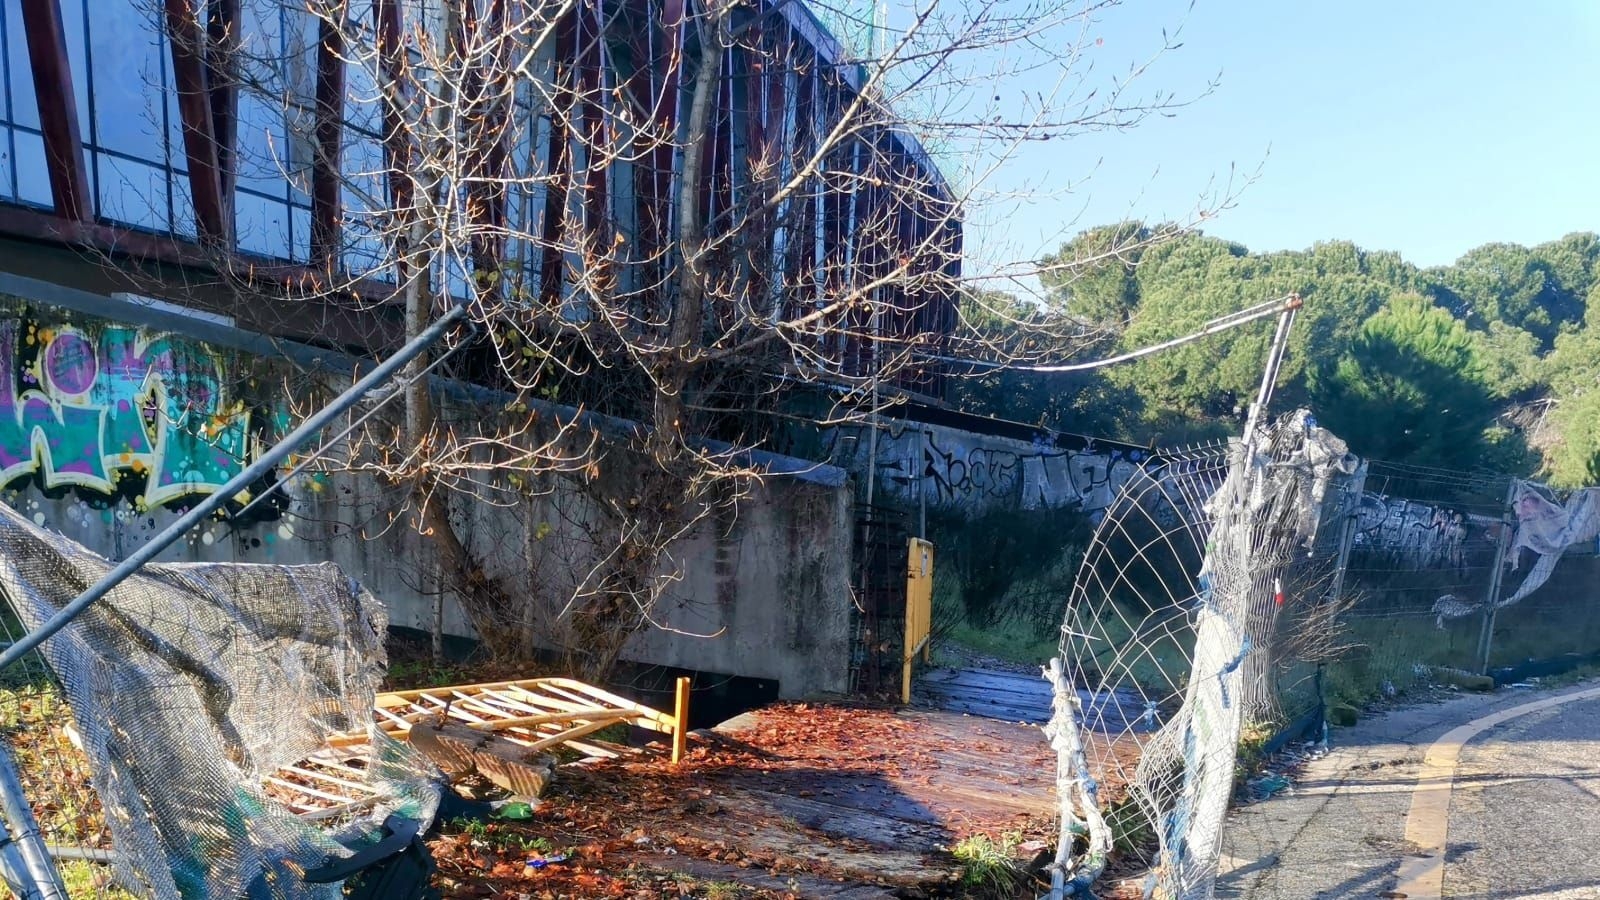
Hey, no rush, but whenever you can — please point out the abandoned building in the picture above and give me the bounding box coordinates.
[0,0,969,699]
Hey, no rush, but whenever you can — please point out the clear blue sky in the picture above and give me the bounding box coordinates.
[956,0,1600,284]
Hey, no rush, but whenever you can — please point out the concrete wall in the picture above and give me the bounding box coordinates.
[0,273,854,699]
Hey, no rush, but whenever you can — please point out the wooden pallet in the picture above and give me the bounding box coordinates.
[339,676,688,760]
[263,747,386,822]
[266,677,691,821]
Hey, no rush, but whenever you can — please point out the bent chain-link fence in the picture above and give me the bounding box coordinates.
[1049,411,1362,900]
[0,499,440,900]
[1048,416,1600,899]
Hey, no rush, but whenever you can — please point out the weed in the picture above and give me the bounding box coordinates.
[385,657,469,691]
[448,816,491,841]
[1234,720,1278,781]
[950,831,1023,898]
[702,881,743,900]
[519,834,554,854]
[1106,799,1154,856]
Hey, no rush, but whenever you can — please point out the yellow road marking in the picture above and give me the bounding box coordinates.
[1394,683,1600,899]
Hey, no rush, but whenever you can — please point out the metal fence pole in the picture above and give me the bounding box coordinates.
[1325,463,1368,606]
[1475,479,1520,676]
[1316,464,1367,721]
[0,745,68,900]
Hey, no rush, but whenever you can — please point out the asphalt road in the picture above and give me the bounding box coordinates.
[1443,689,1600,899]
[1215,682,1600,900]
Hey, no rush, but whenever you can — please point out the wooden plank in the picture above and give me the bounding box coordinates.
[296,798,377,821]
[535,683,666,731]
[333,706,630,747]
[266,775,358,806]
[378,677,593,705]
[518,715,629,753]
[281,764,371,795]
[473,689,548,717]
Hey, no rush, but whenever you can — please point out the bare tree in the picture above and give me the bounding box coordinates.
[132,0,1229,677]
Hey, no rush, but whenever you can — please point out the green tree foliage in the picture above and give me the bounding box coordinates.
[1309,294,1495,468]
[1107,235,1404,421]
[1543,390,1600,488]
[1037,222,1152,332]
[965,227,1600,484]
[1428,242,1586,347]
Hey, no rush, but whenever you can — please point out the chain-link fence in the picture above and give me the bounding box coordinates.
[1330,461,1514,707]
[1046,401,1600,899]
[1050,410,1361,899]
[1333,467,1600,707]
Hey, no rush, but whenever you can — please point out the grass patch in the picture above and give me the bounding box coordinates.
[58,859,136,899]
[1105,798,1155,856]
[950,831,1024,898]
[943,617,1058,667]
[702,881,744,900]
[445,816,568,855]
[1235,720,1277,779]
[384,655,473,691]
[1537,663,1600,689]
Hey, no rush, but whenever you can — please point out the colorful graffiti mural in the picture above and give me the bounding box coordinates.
[0,318,261,510]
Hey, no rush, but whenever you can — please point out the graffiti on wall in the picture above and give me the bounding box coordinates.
[1353,494,1473,569]
[923,437,1024,502]
[0,318,270,512]
[826,422,1147,519]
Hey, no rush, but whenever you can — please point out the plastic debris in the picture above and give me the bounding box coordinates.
[492,800,537,820]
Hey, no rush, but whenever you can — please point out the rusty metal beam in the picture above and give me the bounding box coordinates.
[206,0,238,218]
[538,10,577,305]
[164,0,229,244]
[0,205,405,351]
[463,0,509,288]
[576,0,607,239]
[18,0,91,221]
[374,0,414,269]
[311,4,347,268]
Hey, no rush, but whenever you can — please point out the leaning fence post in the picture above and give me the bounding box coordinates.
[1475,479,1519,676]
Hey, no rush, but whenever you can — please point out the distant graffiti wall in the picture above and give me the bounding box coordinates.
[0,310,277,514]
[823,420,1151,518]
[1352,493,1477,569]
[829,418,1483,575]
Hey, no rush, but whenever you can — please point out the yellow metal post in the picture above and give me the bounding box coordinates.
[671,676,691,764]
[902,538,934,704]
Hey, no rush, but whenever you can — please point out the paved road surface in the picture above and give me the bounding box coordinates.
[1217,682,1600,899]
